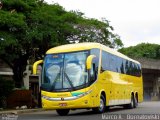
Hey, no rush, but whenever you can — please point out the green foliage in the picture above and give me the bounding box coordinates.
[118,43,160,59]
[1,0,37,13]
[69,15,123,48]
[0,0,123,87]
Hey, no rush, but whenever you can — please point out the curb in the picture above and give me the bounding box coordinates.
[0,108,45,115]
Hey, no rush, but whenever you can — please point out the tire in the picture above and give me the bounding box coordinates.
[56,109,70,116]
[92,95,106,113]
[123,94,134,109]
[134,96,138,108]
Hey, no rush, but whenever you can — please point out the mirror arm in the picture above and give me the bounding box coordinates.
[86,55,96,70]
[33,60,43,74]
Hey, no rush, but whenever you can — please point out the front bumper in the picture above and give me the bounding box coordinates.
[42,92,93,109]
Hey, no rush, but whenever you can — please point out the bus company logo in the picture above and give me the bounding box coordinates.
[61,97,64,101]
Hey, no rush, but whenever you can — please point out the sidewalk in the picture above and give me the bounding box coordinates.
[0,108,45,114]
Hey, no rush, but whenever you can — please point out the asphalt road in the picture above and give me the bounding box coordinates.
[3,101,160,120]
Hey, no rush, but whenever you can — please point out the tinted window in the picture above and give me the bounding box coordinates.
[135,64,141,77]
[120,59,125,74]
[90,48,100,80]
[116,56,123,73]
[108,54,113,72]
[90,49,100,69]
[102,51,110,71]
[101,50,141,77]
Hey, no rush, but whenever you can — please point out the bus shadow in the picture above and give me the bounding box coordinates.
[68,106,126,116]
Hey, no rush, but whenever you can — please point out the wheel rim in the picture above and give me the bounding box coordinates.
[99,98,104,112]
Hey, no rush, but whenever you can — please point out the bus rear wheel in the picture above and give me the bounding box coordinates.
[92,95,106,113]
[124,94,134,109]
[134,96,138,108]
[56,109,70,116]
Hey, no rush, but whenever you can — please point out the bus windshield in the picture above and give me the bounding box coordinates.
[42,51,89,92]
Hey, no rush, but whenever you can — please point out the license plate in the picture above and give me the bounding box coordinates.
[59,103,67,107]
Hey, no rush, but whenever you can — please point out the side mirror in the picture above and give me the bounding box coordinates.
[86,55,96,70]
[33,60,43,75]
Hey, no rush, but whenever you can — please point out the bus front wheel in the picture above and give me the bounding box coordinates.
[56,109,70,116]
[92,95,106,113]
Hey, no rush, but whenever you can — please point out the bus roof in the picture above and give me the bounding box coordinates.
[46,42,140,64]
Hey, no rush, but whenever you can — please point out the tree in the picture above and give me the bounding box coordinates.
[118,43,160,59]
[67,13,123,48]
[0,0,123,88]
[0,0,76,87]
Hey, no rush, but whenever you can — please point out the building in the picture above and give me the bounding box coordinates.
[135,58,160,101]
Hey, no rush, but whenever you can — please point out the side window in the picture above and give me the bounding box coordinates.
[101,51,125,74]
[101,51,142,77]
[121,59,126,74]
[90,48,100,68]
[125,60,130,75]
[102,51,110,71]
[128,61,133,75]
[90,49,100,79]
[109,54,116,72]
[123,60,142,77]
[132,63,137,76]
[116,57,123,73]
[136,64,142,77]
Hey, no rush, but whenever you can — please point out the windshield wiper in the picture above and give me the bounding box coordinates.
[50,73,60,91]
[64,72,75,90]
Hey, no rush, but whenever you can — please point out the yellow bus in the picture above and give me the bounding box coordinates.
[33,43,143,116]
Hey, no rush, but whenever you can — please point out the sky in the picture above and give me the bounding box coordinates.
[45,0,160,47]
